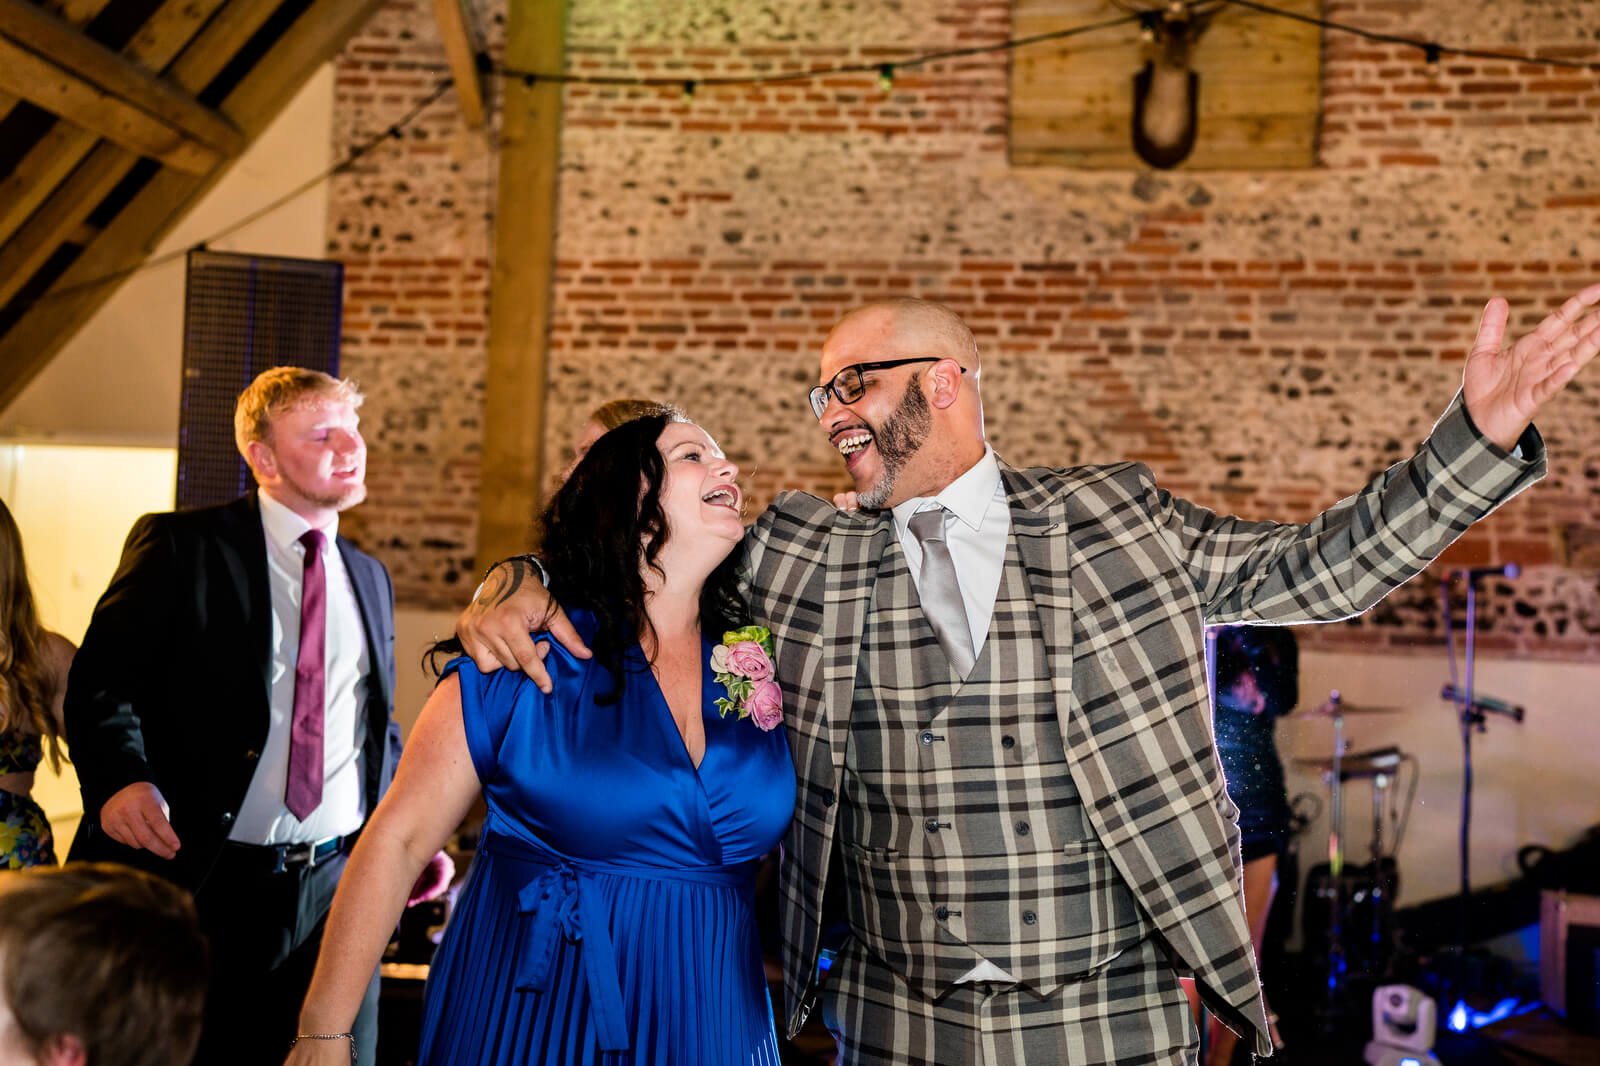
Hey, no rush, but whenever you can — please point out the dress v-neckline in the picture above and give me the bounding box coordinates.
[639,636,715,774]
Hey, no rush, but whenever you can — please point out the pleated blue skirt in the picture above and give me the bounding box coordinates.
[418,831,781,1065]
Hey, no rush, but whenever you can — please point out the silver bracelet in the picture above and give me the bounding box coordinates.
[289,1033,356,1063]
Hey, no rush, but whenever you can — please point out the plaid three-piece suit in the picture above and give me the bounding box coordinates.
[739,395,1542,1064]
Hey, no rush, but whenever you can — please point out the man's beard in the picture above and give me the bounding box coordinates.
[857,378,931,510]
[286,471,367,512]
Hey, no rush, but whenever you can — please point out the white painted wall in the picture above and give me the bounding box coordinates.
[0,443,179,849]
[394,607,460,732]
[1286,646,1600,918]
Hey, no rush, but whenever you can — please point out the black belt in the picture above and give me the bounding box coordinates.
[224,830,359,874]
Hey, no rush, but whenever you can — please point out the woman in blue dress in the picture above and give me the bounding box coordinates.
[287,411,796,1065]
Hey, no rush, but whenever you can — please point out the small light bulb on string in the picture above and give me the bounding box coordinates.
[877,63,895,93]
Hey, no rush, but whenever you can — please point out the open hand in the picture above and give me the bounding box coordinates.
[1463,283,1600,451]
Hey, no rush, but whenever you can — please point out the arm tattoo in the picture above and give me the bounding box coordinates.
[468,556,546,613]
[488,559,536,607]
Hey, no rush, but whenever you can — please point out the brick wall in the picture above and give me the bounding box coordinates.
[328,0,1600,659]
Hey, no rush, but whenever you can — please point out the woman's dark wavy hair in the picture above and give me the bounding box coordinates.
[432,411,748,700]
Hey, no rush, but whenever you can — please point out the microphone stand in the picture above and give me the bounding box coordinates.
[1437,571,1501,1003]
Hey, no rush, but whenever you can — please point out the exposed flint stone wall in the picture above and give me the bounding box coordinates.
[329,0,1600,659]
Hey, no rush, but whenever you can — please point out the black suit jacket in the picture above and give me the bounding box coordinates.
[65,492,401,892]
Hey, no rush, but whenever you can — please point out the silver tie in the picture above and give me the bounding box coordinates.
[908,506,977,677]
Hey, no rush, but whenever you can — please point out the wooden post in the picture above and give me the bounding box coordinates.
[474,0,565,569]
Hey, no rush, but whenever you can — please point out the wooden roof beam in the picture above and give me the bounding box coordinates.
[0,0,230,273]
[0,0,390,411]
[431,0,486,129]
[0,0,300,305]
[0,0,243,172]
[0,0,123,245]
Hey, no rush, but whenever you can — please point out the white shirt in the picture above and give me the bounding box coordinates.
[890,446,1010,662]
[890,446,1019,984]
[230,492,370,845]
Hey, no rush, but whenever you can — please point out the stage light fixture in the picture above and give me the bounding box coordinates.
[1363,984,1442,1066]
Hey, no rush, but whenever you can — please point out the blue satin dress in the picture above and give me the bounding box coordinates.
[418,616,795,1064]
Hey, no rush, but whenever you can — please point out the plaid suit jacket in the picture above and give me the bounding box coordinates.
[744,395,1543,1052]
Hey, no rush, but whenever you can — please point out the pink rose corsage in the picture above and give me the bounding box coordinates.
[711,626,782,731]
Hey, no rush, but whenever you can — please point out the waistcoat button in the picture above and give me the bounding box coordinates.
[1015,821,1030,836]
[935,906,950,921]
[1022,910,1037,926]
[919,730,935,745]
[925,818,941,833]
[1001,735,1016,750]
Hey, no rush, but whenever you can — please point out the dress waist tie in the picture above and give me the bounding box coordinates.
[481,828,756,1053]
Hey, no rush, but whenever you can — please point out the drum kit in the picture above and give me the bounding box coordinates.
[1291,690,1410,1024]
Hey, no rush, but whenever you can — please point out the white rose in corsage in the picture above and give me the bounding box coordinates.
[711,625,783,731]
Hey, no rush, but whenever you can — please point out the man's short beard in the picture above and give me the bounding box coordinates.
[288,475,367,513]
[324,483,368,511]
[857,378,931,510]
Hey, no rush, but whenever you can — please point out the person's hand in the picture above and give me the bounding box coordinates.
[832,490,861,512]
[457,557,588,692]
[1463,283,1600,451]
[99,782,181,859]
[406,850,456,906]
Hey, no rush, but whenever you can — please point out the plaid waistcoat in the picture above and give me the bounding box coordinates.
[751,396,1542,1055]
[839,533,1149,998]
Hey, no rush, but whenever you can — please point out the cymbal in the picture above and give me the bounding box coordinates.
[1299,695,1403,716]
[1294,746,1404,778]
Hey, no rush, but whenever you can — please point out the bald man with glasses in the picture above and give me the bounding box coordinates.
[458,289,1600,1065]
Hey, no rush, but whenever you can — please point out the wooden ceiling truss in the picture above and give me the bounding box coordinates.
[0,0,388,412]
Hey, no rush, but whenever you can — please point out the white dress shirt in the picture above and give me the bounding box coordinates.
[890,445,1010,664]
[230,492,370,845]
[890,446,1019,984]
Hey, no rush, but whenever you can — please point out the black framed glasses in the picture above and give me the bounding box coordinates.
[807,358,964,420]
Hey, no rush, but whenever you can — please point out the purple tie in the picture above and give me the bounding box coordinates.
[286,528,326,820]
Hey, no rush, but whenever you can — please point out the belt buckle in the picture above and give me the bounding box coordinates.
[283,840,317,869]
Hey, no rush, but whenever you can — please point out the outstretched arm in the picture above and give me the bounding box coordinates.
[1463,283,1600,451]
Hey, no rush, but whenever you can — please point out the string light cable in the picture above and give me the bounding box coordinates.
[1220,0,1600,71]
[12,0,1599,315]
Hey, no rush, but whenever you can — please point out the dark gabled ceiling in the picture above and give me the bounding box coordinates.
[0,0,388,412]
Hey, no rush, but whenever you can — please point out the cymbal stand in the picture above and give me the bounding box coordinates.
[1438,571,1519,997]
[1320,691,1348,1028]
[1365,766,1395,973]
